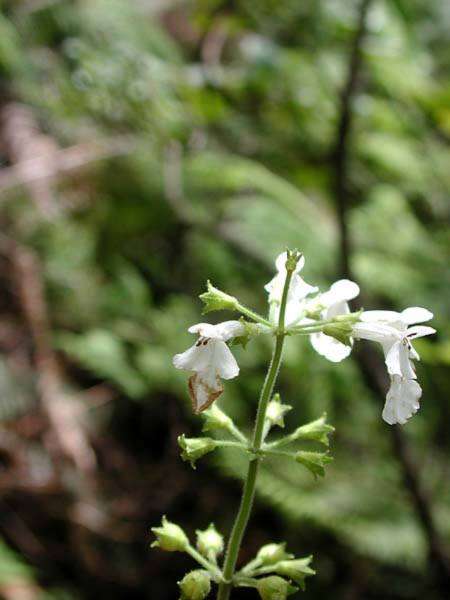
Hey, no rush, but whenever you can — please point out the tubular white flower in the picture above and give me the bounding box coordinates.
[265,252,318,326]
[173,321,245,413]
[353,307,435,424]
[308,279,360,363]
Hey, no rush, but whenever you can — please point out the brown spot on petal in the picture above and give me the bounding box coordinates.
[188,374,223,414]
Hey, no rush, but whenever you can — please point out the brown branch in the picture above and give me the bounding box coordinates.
[331,0,450,589]
[331,0,372,278]
[10,242,96,474]
[0,103,135,212]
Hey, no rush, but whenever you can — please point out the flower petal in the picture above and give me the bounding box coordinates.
[321,279,360,306]
[310,332,352,363]
[173,343,213,372]
[188,373,223,413]
[188,323,219,337]
[327,300,350,319]
[407,325,436,339]
[213,320,246,341]
[401,307,433,325]
[352,322,398,344]
[384,341,416,379]
[361,310,402,323]
[290,275,319,302]
[399,343,416,379]
[211,340,240,379]
[382,376,421,425]
[384,341,402,376]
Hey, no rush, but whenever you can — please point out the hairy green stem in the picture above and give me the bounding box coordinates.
[186,545,223,581]
[217,263,293,599]
[236,303,272,327]
[215,440,247,450]
[227,423,248,444]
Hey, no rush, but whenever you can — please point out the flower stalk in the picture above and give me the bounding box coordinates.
[217,254,296,600]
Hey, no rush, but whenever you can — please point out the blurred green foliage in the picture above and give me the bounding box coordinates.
[0,0,449,598]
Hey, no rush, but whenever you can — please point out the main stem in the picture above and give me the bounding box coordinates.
[217,265,293,600]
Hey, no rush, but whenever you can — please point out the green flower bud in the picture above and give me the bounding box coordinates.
[200,281,238,314]
[274,557,315,590]
[257,576,297,600]
[285,249,303,273]
[178,435,217,469]
[322,322,353,347]
[266,394,292,429]
[202,405,234,433]
[196,523,224,559]
[295,451,333,478]
[256,543,294,566]
[151,516,188,552]
[289,413,334,447]
[178,570,211,600]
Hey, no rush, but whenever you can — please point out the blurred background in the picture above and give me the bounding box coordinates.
[0,0,449,598]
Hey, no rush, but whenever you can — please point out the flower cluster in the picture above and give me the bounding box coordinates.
[173,251,435,425]
[152,515,315,599]
[157,249,436,599]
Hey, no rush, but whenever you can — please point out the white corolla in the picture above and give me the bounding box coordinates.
[265,252,318,326]
[308,279,360,363]
[353,307,435,424]
[173,321,244,413]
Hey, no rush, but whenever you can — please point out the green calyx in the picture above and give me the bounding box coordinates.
[290,413,334,447]
[202,405,233,433]
[272,557,315,590]
[178,434,217,468]
[178,570,211,600]
[230,317,269,349]
[295,450,333,478]
[257,576,298,600]
[265,394,292,429]
[322,322,353,346]
[196,523,224,559]
[199,281,238,314]
[256,543,294,566]
[151,516,189,552]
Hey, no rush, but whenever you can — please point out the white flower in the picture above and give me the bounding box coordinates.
[308,279,360,363]
[173,321,244,413]
[353,307,435,424]
[265,252,318,326]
